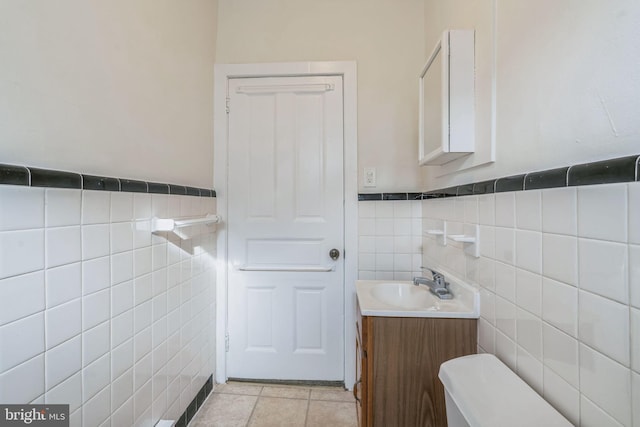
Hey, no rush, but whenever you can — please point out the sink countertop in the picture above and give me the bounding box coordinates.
[356,277,480,319]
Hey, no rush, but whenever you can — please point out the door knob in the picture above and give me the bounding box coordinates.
[329,249,340,260]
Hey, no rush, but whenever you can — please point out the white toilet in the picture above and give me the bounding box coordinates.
[439,354,573,427]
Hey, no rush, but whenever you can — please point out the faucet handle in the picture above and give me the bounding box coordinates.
[420,267,448,287]
[433,274,447,287]
[420,266,443,279]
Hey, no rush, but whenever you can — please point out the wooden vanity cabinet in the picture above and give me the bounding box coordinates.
[355,302,477,427]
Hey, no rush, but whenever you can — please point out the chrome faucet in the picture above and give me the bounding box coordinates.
[413,268,453,300]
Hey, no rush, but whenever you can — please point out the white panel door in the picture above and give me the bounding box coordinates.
[226,75,344,381]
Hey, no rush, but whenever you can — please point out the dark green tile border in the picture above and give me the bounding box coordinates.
[568,155,637,186]
[0,164,215,197]
[0,164,29,186]
[169,184,187,195]
[186,186,200,196]
[457,184,474,196]
[359,154,640,201]
[148,182,170,194]
[358,192,428,201]
[473,180,495,195]
[83,175,120,191]
[525,167,569,190]
[496,174,526,193]
[382,193,409,200]
[120,179,147,193]
[30,168,82,189]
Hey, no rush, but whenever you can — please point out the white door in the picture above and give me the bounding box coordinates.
[226,75,345,381]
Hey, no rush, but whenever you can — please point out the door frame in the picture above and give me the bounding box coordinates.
[213,61,358,389]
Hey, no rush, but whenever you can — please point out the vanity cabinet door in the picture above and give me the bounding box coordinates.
[368,316,477,427]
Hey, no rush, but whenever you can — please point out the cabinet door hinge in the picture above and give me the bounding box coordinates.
[225,333,230,352]
[225,98,230,114]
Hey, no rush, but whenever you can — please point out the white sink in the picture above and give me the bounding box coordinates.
[369,282,445,310]
[356,276,479,318]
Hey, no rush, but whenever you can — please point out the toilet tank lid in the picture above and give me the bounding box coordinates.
[439,354,573,427]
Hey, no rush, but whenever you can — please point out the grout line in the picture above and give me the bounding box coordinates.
[245,389,261,427]
[304,388,311,427]
[575,193,583,427]
[42,190,50,397]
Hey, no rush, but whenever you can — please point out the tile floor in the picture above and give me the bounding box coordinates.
[190,382,358,427]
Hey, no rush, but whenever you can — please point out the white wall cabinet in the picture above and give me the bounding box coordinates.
[419,30,475,166]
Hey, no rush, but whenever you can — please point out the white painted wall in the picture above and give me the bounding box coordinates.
[215,0,425,192]
[3,1,637,192]
[423,0,640,190]
[0,0,218,188]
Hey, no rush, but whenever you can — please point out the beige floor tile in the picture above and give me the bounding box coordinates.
[261,386,310,399]
[191,393,258,427]
[309,388,354,402]
[306,401,357,427]
[214,382,263,396]
[248,397,308,427]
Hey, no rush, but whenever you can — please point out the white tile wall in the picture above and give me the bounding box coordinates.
[0,185,216,427]
[0,186,45,231]
[632,372,640,427]
[495,262,516,302]
[543,234,578,286]
[542,187,577,235]
[46,336,82,391]
[82,224,110,260]
[579,344,631,426]
[515,268,542,316]
[0,271,45,326]
[544,366,580,425]
[45,226,81,268]
[543,277,578,337]
[543,322,579,387]
[46,189,82,227]
[478,194,495,226]
[515,190,542,231]
[630,245,640,309]
[358,200,422,280]
[495,227,515,265]
[629,185,640,245]
[580,395,625,427]
[577,184,627,243]
[632,308,640,372]
[0,229,45,279]
[46,263,81,309]
[516,345,543,393]
[46,372,83,412]
[0,354,45,404]
[419,181,640,426]
[46,299,81,349]
[515,230,542,274]
[495,192,516,228]
[579,291,630,367]
[579,239,628,304]
[495,295,516,339]
[0,312,45,372]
